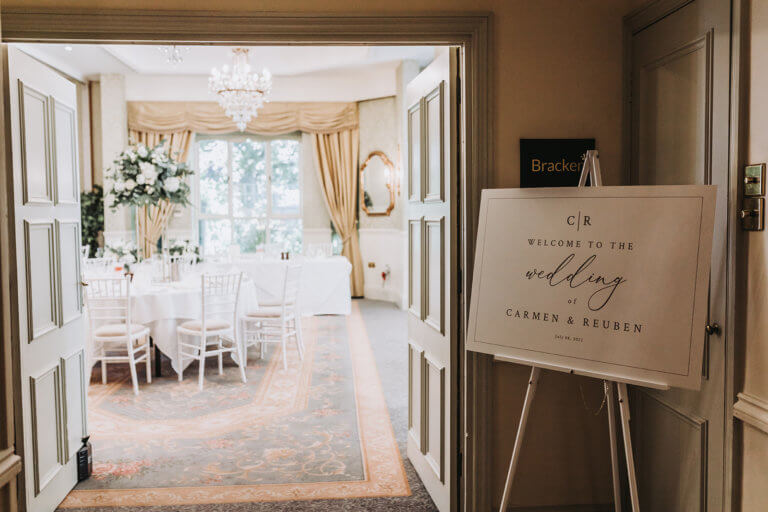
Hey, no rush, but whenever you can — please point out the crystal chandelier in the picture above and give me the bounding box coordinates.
[209,48,272,132]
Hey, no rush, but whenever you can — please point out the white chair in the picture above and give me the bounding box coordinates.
[176,272,246,390]
[241,265,304,370]
[84,275,151,395]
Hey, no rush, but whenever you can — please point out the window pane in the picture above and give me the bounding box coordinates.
[233,219,266,253]
[269,218,302,254]
[270,139,300,215]
[232,139,267,217]
[197,140,229,215]
[199,219,231,256]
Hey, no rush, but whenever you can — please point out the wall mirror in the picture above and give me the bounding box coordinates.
[360,150,395,216]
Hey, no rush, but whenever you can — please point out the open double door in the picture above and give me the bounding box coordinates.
[0,44,464,512]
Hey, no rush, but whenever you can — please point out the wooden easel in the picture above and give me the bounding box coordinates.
[498,150,640,512]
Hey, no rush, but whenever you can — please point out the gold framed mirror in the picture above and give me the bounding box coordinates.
[360,150,396,216]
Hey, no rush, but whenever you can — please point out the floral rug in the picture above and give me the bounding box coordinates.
[61,303,409,507]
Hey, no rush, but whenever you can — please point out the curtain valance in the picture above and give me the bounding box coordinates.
[127,101,358,135]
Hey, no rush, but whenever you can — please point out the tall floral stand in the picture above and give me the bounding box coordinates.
[136,199,174,259]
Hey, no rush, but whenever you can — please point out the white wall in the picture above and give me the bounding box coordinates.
[357,95,405,305]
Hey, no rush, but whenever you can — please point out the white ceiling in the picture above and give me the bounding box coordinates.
[13,43,437,80]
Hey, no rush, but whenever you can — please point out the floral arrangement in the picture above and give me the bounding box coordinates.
[167,239,201,262]
[106,240,140,268]
[106,142,194,209]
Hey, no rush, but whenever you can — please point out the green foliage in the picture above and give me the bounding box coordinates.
[81,185,104,258]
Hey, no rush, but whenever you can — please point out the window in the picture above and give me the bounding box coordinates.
[195,134,302,256]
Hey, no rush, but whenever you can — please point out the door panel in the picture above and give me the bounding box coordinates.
[60,350,87,461]
[23,221,58,341]
[628,1,729,510]
[52,101,80,205]
[424,217,444,333]
[19,83,53,205]
[6,46,87,512]
[632,391,707,512]
[406,48,458,512]
[29,364,64,496]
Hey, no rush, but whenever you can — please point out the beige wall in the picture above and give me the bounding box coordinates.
[736,1,768,510]
[3,0,634,508]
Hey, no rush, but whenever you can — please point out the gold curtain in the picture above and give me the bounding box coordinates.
[128,129,192,258]
[312,129,364,297]
[128,101,357,135]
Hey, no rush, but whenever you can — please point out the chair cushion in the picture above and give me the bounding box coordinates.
[179,319,231,332]
[246,306,283,318]
[94,323,148,338]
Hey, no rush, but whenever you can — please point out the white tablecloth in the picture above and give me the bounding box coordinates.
[230,256,352,316]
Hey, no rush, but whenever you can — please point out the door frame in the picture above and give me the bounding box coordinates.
[0,13,23,512]
[0,8,494,511]
[622,1,744,510]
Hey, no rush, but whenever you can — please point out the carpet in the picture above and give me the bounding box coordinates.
[61,301,411,508]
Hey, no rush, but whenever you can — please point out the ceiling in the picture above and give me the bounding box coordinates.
[14,43,437,80]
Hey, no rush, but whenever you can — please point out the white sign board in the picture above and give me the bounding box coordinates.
[467,186,716,390]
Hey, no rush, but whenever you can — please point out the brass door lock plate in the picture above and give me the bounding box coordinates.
[741,197,764,231]
[744,163,766,197]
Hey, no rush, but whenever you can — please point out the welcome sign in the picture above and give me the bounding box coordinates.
[466,186,716,390]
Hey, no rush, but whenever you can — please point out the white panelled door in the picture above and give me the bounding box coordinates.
[5,47,87,511]
[406,49,458,512]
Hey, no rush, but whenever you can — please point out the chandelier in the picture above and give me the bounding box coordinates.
[158,45,189,66]
[209,48,272,132]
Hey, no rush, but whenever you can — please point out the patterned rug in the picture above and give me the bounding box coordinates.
[61,303,410,508]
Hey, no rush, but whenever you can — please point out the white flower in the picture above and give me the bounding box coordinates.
[136,174,145,185]
[105,193,116,205]
[124,180,136,191]
[137,144,148,158]
[169,164,178,175]
[146,186,155,194]
[124,253,136,264]
[113,181,125,192]
[126,149,136,162]
[139,161,157,184]
[163,177,181,193]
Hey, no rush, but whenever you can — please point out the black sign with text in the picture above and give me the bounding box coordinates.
[520,138,595,188]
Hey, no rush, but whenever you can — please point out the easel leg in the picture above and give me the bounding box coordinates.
[605,381,622,512]
[499,366,541,511]
[617,382,640,512]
